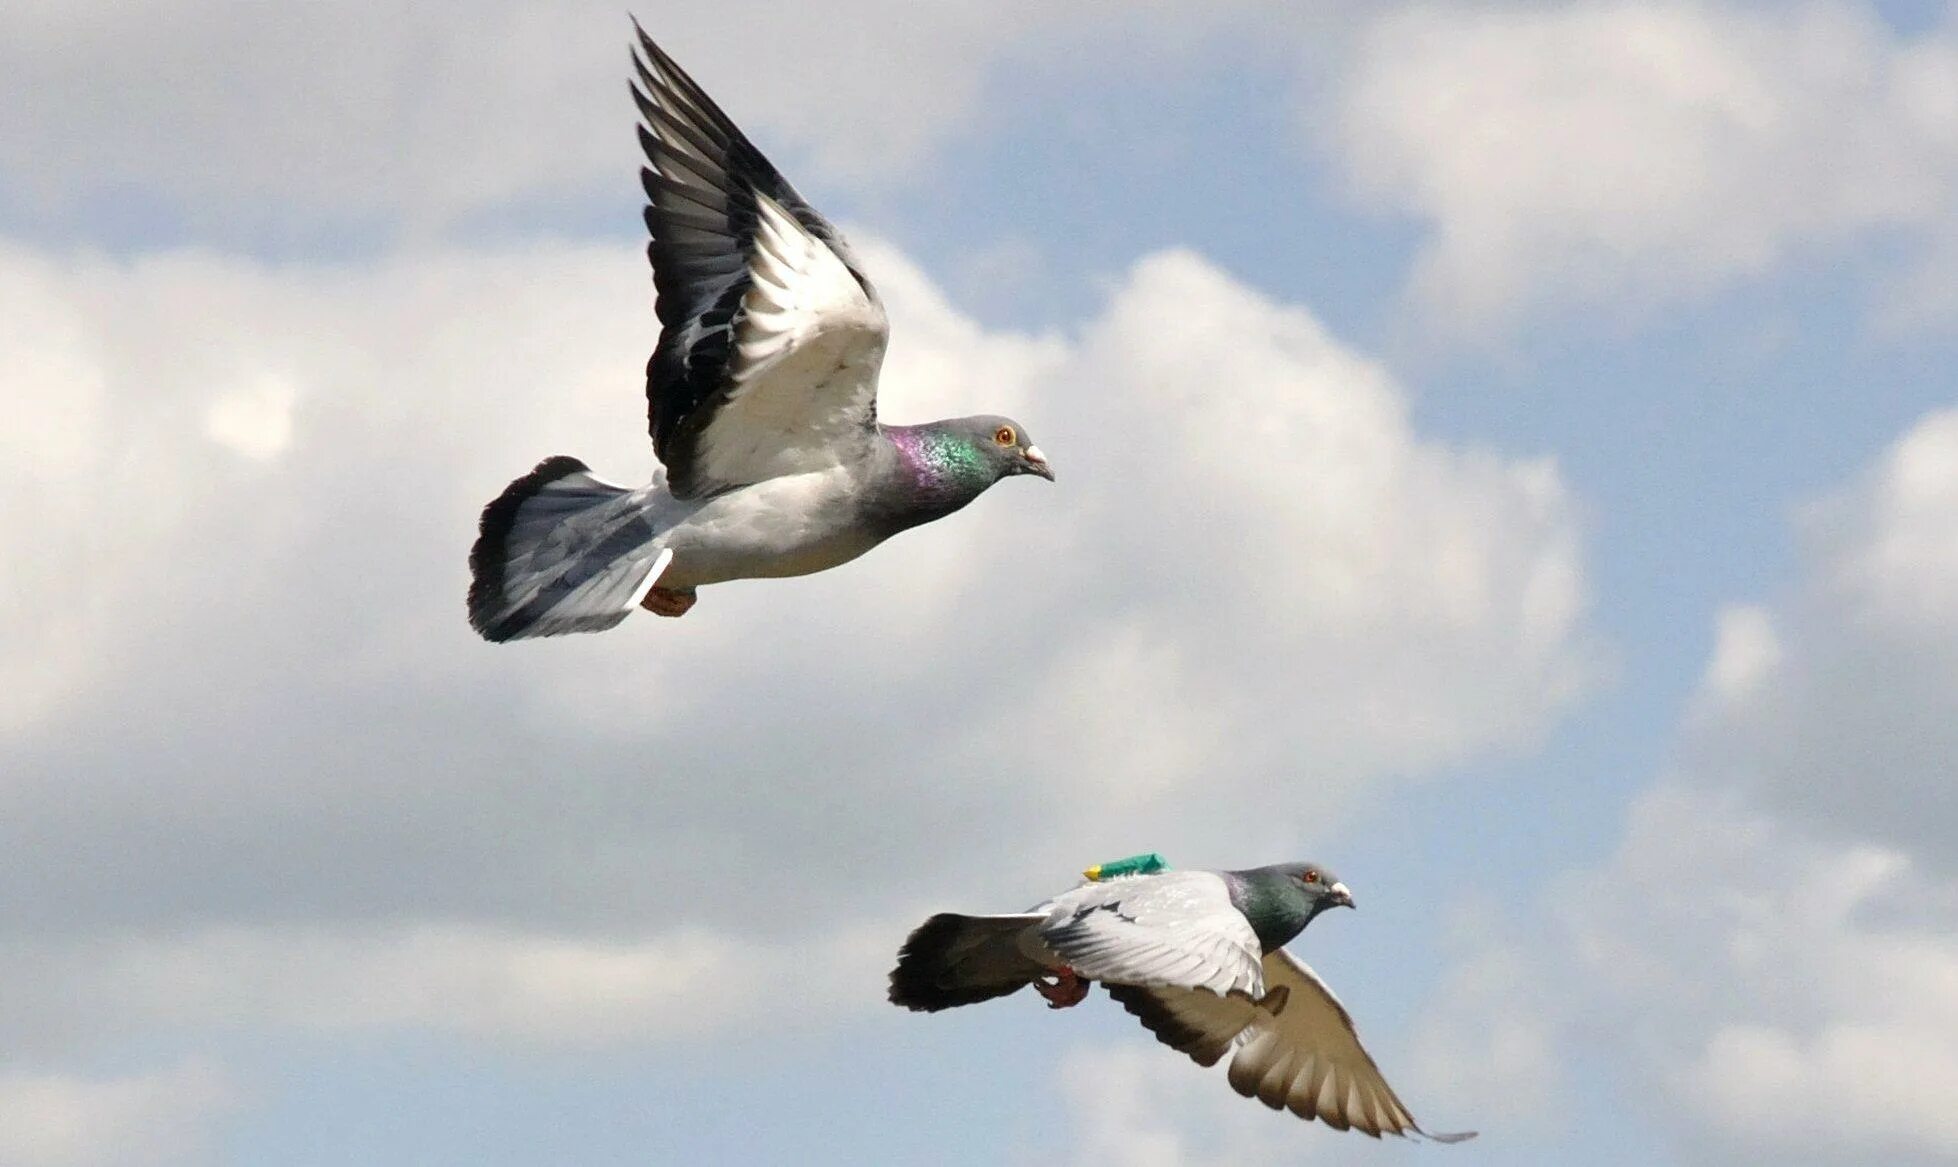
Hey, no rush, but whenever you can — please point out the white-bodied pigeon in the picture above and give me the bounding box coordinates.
[467,22,1052,642]
[889,863,1476,1143]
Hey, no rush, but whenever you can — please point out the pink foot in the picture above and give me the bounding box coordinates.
[641,586,697,618]
[1034,967,1090,1009]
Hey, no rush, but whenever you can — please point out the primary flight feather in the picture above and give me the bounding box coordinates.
[889,863,1476,1144]
[467,21,1052,642]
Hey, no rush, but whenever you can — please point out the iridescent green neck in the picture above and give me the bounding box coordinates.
[887,425,997,505]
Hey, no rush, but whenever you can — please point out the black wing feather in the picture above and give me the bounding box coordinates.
[629,20,875,498]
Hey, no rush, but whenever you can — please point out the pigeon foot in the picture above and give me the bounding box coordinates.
[1035,968,1090,1009]
[641,586,697,618]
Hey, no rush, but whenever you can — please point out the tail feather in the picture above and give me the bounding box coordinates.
[888,912,1049,1012]
[467,456,671,642]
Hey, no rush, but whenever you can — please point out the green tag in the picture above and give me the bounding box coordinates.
[1082,852,1169,881]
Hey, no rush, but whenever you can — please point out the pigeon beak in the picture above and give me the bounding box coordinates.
[1020,445,1054,481]
[1328,882,1355,909]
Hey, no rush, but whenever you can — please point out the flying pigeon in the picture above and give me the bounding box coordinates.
[466,22,1052,642]
[888,863,1476,1143]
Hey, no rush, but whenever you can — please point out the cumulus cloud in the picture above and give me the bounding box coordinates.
[0,922,895,1059]
[0,234,1590,1085]
[1560,788,1958,1165]
[1324,1,1958,332]
[1054,1043,1333,1167]
[1527,406,1958,1163]
[0,1061,234,1167]
[1690,407,1958,864]
[0,0,1295,237]
[972,250,1593,858]
[0,0,987,229]
[1404,905,1564,1136]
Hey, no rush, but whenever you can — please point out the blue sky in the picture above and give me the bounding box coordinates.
[5,2,1958,1164]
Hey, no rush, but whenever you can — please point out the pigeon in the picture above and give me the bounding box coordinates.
[888,863,1476,1143]
[466,22,1053,642]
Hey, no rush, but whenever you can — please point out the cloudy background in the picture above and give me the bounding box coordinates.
[3,1,1955,1163]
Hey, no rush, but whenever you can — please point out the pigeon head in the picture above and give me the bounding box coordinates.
[1229,862,1355,952]
[921,415,1053,484]
[880,416,1052,526]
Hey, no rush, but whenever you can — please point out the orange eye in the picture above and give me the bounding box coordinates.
[993,425,1016,446]
[1303,869,1320,884]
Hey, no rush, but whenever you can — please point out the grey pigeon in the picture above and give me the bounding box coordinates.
[889,863,1476,1143]
[467,22,1052,642]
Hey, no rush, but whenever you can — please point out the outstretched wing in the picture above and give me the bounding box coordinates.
[1035,872,1264,998]
[1108,949,1476,1142]
[631,23,888,499]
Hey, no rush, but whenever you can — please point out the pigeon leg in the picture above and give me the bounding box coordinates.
[641,586,697,618]
[1034,967,1090,1009]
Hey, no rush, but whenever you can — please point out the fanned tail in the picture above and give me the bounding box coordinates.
[888,913,1049,1012]
[467,456,672,642]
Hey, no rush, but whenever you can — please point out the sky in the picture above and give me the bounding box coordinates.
[4,1,1958,1163]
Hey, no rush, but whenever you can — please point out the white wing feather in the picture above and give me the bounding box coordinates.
[690,194,888,487]
[1033,872,1263,998]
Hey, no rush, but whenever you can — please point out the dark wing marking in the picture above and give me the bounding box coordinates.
[631,23,887,498]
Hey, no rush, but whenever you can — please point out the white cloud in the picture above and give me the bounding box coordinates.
[1003,251,1592,833]
[0,249,118,732]
[1053,1043,1329,1167]
[1818,408,1958,631]
[1690,407,1958,861]
[1404,906,1563,1135]
[204,374,299,460]
[0,234,1591,1070]
[1326,1,1958,332]
[1534,404,1958,1162]
[0,0,1296,234]
[1559,787,1958,1164]
[1699,603,1780,706]
[1690,1022,1958,1155]
[0,922,894,1056]
[0,1061,233,1167]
